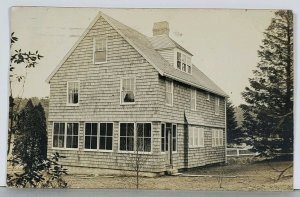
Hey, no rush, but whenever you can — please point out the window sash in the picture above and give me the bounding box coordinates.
[67,82,79,104]
[53,122,78,149]
[94,37,107,63]
[215,97,220,115]
[165,81,173,105]
[177,52,182,70]
[121,78,135,103]
[191,89,196,110]
[212,129,223,147]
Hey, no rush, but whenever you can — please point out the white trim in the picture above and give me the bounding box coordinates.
[191,88,197,111]
[66,81,80,106]
[165,80,173,106]
[215,96,220,115]
[120,76,136,105]
[52,122,80,150]
[93,36,108,64]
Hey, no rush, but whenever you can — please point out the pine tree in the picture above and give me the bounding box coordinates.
[241,10,293,157]
[226,100,241,145]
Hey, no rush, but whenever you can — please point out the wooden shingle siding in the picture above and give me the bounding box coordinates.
[156,49,174,66]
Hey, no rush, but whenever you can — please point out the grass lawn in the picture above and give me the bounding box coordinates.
[64,160,293,191]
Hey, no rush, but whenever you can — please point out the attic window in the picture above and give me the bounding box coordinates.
[176,51,192,74]
[94,37,107,63]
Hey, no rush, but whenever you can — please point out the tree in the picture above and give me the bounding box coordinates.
[8,32,43,155]
[241,10,293,157]
[13,100,47,168]
[226,100,242,145]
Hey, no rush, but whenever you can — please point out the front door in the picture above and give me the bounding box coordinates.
[162,123,173,166]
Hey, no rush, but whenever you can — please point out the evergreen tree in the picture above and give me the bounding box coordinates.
[13,99,48,169]
[226,100,241,145]
[241,10,293,157]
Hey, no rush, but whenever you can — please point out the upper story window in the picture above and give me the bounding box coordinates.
[215,97,220,115]
[176,51,192,74]
[94,37,107,63]
[191,89,197,111]
[121,77,135,104]
[67,81,79,105]
[165,80,173,106]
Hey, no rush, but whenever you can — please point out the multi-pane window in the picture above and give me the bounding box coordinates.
[189,126,204,148]
[53,123,65,148]
[165,80,173,106]
[137,123,151,152]
[94,37,107,63]
[121,78,135,104]
[161,123,177,152]
[212,129,223,147]
[120,123,134,151]
[84,123,113,151]
[85,123,98,149]
[176,52,181,70]
[176,51,192,74]
[67,82,79,105]
[215,97,220,115]
[66,123,79,148]
[53,122,78,149]
[191,89,197,111]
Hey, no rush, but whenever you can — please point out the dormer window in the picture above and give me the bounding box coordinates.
[94,37,107,63]
[176,51,192,74]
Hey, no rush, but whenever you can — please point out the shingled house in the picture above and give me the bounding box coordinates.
[46,12,228,175]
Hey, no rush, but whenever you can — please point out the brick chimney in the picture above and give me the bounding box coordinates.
[153,21,170,36]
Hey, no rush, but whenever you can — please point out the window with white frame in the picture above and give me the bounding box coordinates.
[137,123,151,152]
[176,51,192,74]
[119,123,134,151]
[53,122,79,149]
[84,123,98,150]
[119,123,152,152]
[94,37,107,63]
[189,126,204,148]
[121,78,135,104]
[212,129,223,147]
[215,97,220,115]
[191,89,197,110]
[165,80,173,106]
[67,82,79,105]
[84,123,113,151]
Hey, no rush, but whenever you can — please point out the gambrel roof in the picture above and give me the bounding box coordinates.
[46,11,227,97]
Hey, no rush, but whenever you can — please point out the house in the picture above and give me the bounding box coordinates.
[46,11,228,175]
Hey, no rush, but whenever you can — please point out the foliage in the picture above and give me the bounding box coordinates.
[7,152,68,188]
[241,10,293,157]
[226,100,242,145]
[13,100,48,168]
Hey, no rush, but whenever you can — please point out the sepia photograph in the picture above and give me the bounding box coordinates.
[7,7,293,191]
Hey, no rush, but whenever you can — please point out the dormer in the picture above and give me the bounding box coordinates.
[148,21,193,75]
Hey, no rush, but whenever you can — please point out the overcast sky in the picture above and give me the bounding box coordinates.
[11,7,275,106]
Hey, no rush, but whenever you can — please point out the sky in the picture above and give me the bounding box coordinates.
[10,7,275,106]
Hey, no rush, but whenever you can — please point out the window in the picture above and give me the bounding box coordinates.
[66,123,79,148]
[137,123,151,152]
[119,123,152,153]
[191,89,197,111]
[53,122,78,149]
[94,37,107,63]
[212,129,223,147]
[121,78,135,104]
[175,51,192,74]
[215,97,220,115]
[85,123,98,149]
[165,80,173,106]
[53,123,65,148]
[161,123,177,152]
[67,82,79,105]
[189,126,204,148]
[187,57,192,74]
[84,122,113,151]
[207,93,210,101]
[176,52,181,70]
[120,123,134,151]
